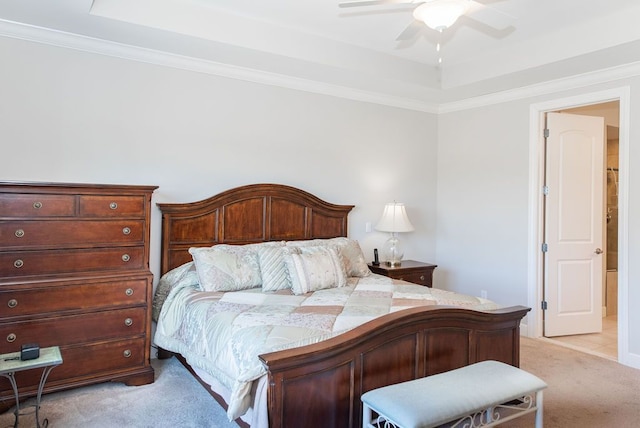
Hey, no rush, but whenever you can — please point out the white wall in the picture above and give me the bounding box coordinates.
[0,36,438,284]
[436,101,530,305]
[436,78,640,365]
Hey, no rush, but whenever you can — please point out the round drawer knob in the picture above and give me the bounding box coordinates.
[7,333,16,343]
[420,275,425,281]
[110,202,118,210]
[122,227,131,235]
[33,201,42,209]
[124,318,133,327]
[8,299,18,309]
[123,349,132,358]
[14,229,25,238]
[14,259,24,269]
[125,288,134,296]
[122,254,130,262]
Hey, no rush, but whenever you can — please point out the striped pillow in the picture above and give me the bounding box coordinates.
[258,244,292,292]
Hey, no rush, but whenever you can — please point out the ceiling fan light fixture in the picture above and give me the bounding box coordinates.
[413,0,468,31]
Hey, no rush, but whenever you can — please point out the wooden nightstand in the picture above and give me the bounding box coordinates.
[368,260,437,287]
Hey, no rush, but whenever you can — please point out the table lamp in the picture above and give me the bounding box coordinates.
[375,202,414,266]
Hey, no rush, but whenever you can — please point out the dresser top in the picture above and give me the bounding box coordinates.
[0,181,158,193]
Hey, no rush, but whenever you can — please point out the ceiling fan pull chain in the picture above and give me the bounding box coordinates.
[437,28,443,65]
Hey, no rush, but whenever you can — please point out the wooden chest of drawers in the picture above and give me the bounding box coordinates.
[0,182,157,409]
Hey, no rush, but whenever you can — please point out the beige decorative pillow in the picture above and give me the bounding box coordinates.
[189,245,262,292]
[327,237,371,278]
[284,246,347,295]
[286,237,370,277]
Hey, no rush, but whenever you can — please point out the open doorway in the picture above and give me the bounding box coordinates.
[544,102,619,360]
[528,87,629,367]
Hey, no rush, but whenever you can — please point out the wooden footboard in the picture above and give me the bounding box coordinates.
[259,305,530,428]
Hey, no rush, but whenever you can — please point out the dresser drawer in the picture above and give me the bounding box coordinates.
[79,195,145,217]
[1,307,147,350]
[0,246,145,277]
[1,277,149,318]
[0,337,148,394]
[0,220,144,249]
[0,193,77,218]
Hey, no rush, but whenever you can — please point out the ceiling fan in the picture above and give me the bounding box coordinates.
[339,0,513,39]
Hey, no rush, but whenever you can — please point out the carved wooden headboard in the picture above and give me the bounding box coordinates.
[157,183,355,274]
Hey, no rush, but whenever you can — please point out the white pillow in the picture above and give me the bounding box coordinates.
[284,246,347,295]
[286,237,370,277]
[189,245,262,292]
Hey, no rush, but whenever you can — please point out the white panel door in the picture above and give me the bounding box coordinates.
[544,112,604,337]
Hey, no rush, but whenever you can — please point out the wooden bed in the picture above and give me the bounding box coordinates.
[156,183,530,428]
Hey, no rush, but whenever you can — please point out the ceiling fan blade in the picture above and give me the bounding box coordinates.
[459,15,515,38]
[470,0,509,4]
[339,0,411,8]
[466,0,515,30]
[396,19,425,41]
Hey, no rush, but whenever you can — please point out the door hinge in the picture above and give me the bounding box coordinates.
[544,128,550,138]
[541,301,548,310]
[543,185,549,196]
[541,243,548,253]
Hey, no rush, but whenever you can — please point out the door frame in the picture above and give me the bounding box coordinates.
[527,87,634,367]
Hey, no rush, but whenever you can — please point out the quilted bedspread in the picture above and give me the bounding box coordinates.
[153,264,499,420]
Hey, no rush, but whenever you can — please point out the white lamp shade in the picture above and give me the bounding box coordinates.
[375,203,415,233]
[413,0,468,31]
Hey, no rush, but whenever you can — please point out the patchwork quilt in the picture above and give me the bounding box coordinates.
[153,263,499,420]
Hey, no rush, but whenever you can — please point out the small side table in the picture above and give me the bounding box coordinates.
[0,346,63,428]
[368,260,437,287]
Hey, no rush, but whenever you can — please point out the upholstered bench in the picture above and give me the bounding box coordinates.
[361,360,547,428]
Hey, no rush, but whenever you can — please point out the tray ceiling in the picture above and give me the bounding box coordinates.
[2,0,640,110]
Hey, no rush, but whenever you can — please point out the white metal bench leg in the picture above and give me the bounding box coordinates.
[535,390,544,428]
[362,403,372,428]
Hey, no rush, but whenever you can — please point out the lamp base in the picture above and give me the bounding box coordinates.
[386,260,402,267]
[382,234,404,268]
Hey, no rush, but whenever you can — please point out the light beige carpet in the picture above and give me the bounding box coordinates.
[2,337,639,427]
[0,357,236,428]
[500,337,640,427]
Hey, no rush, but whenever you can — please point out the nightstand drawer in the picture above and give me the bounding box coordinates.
[395,271,432,287]
[368,260,437,287]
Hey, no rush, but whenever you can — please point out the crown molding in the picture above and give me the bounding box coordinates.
[1,18,638,115]
[438,61,640,114]
[0,19,439,114]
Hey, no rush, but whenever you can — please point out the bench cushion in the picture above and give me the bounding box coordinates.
[361,360,547,428]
